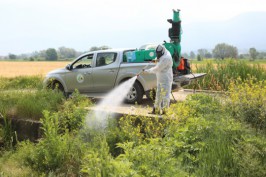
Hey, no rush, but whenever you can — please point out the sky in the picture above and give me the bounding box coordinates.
[0,0,265,56]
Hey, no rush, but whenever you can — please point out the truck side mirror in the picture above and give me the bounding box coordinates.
[66,64,72,70]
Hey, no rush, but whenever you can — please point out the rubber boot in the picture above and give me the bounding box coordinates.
[161,108,166,115]
[149,107,159,114]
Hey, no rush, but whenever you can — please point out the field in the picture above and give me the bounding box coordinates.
[0,61,69,77]
[1,60,266,78]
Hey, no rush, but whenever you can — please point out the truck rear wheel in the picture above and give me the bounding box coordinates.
[146,88,156,101]
[125,81,144,104]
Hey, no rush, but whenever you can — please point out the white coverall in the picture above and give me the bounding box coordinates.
[146,46,173,110]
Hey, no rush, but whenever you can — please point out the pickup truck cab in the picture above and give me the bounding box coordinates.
[44,48,157,104]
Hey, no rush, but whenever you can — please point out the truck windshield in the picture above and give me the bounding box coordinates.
[73,54,93,69]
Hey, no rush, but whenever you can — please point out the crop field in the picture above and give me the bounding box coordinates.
[0,61,69,77]
[0,60,265,78]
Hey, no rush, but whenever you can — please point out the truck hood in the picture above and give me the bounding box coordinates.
[47,68,68,75]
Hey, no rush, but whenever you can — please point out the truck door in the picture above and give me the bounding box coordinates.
[92,52,119,92]
[65,54,94,93]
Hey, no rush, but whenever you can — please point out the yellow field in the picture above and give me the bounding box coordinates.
[0,61,265,78]
[0,61,69,77]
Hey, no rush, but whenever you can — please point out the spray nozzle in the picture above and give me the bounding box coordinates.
[136,61,153,77]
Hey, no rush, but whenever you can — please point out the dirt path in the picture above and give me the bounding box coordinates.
[88,89,193,117]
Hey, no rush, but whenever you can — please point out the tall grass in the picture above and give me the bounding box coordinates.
[0,89,65,120]
[189,59,266,91]
[0,76,43,90]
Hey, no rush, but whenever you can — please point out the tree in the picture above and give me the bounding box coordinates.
[190,51,195,59]
[197,54,202,61]
[197,49,208,59]
[45,48,58,61]
[212,43,238,59]
[8,53,17,59]
[182,52,189,58]
[89,46,99,51]
[89,45,111,51]
[205,52,212,58]
[58,46,77,59]
[249,47,258,61]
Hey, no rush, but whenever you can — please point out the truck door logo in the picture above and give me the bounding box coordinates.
[77,74,84,83]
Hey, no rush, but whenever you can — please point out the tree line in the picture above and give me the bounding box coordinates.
[6,45,110,61]
[182,43,264,61]
[5,43,266,61]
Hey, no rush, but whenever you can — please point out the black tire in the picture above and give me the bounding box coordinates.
[51,81,66,96]
[125,81,144,104]
[146,88,156,101]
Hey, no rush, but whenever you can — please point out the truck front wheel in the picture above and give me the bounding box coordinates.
[50,81,66,97]
[125,81,144,104]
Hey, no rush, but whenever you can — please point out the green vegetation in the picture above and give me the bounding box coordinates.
[45,48,58,61]
[0,62,265,176]
[1,90,264,176]
[188,59,266,90]
[0,89,64,120]
[0,76,43,90]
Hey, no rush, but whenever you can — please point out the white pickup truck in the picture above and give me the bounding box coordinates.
[44,48,158,104]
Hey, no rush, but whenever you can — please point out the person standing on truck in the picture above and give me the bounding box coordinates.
[143,44,173,114]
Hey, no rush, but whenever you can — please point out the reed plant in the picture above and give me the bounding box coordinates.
[189,59,266,91]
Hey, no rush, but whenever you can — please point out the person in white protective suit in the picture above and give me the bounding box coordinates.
[144,44,173,114]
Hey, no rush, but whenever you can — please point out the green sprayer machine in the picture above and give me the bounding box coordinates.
[125,9,206,89]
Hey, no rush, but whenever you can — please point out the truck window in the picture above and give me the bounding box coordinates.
[96,53,117,67]
[73,54,93,69]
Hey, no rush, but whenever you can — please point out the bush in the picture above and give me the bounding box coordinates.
[19,111,86,175]
[81,136,136,177]
[57,90,92,132]
[227,78,266,130]
[116,139,188,177]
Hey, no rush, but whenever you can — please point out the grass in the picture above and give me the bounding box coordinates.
[0,76,65,120]
[0,89,65,121]
[0,75,43,90]
[188,59,266,91]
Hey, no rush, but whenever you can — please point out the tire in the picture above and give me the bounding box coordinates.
[125,81,144,104]
[146,88,156,101]
[51,81,66,97]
